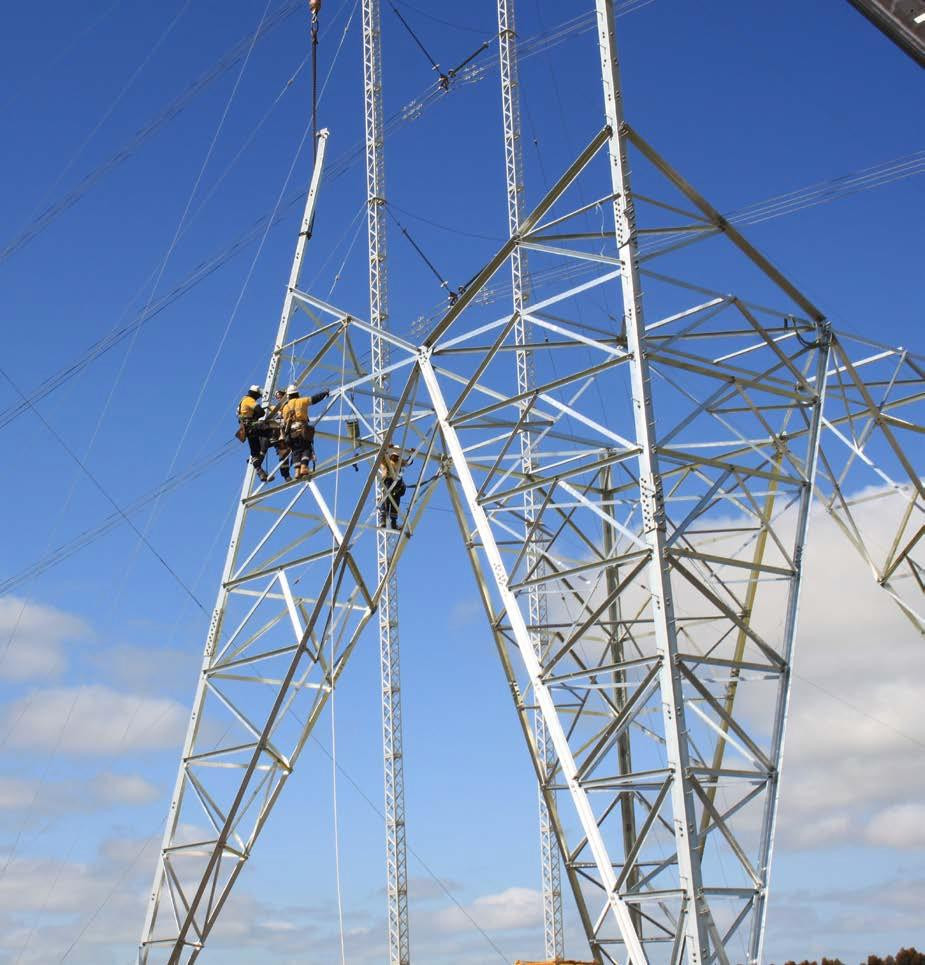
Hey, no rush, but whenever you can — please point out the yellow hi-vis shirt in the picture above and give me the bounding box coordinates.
[282,396,311,424]
[238,395,259,421]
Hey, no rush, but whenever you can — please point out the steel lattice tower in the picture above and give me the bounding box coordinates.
[137,2,923,962]
[496,0,565,956]
[362,0,411,960]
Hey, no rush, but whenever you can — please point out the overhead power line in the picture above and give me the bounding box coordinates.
[0,0,302,267]
[0,366,206,611]
[0,0,125,115]
[0,445,235,596]
[726,149,925,225]
[2,140,920,440]
[1,2,921,444]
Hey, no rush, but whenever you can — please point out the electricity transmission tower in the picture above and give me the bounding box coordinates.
[138,1,923,962]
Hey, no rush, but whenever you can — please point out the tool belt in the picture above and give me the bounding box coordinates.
[235,418,253,443]
[286,422,315,445]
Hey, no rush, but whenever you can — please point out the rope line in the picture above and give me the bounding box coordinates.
[385,0,492,91]
[0,444,235,596]
[795,672,925,751]
[308,734,510,961]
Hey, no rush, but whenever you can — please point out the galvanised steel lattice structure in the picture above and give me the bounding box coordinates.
[139,1,923,961]
[497,0,565,956]
[361,0,412,960]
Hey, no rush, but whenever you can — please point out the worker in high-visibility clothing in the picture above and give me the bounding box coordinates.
[237,385,271,482]
[281,383,330,479]
[378,444,413,529]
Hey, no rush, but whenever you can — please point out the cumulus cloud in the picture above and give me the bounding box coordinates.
[94,771,162,805]
[769,497,925,852]
[90,643,200,696]
[0,685,187,753]
[552,486,922,855]
[766,874,925,962]
[429,885,543,934]
[865,803,925,849]
[0,596,89,680]
[0,831,162,963]
[0,771,160,817]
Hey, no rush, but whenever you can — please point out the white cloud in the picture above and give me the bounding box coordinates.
[0,777,36,810]
[91,643,200,695]
[94,771,162,805]
[0,685,187,753]
[429,885,542,934]
[0,772,161,818]
[769,497,925,851]
[765,874,925,962]
[0,596,89,680]
[0,831,162,962]
[865,803,925,849]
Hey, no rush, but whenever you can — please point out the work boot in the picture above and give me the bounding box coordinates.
[281,471,291,482]
[378,515,387,528]
[256,467,269,483]
[390,516,398,530]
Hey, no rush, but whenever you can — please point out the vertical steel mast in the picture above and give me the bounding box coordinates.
[362,0,410,961]
[496,0,564,957]
[594,1,708,958]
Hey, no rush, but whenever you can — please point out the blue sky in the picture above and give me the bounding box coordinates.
[0,0,922,962]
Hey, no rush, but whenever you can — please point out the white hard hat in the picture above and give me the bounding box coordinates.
[286,384,299,396]
[249,384,261,394]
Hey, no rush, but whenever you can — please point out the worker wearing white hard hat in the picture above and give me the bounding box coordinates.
[281,385,331,479]
[236,385,271,482]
